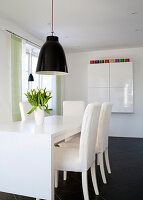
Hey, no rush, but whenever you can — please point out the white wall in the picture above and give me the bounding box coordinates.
[0,30,12,122]
[0,17,43,47]
[65,47,143,138]
[0,17,43,123]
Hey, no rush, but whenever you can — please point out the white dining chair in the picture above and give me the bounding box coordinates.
[19,102,34,121]
[62,101,85,179]
[59,102,112,184]
[96,102,112,184]
[62,101,85,141]
[54,103,101,200]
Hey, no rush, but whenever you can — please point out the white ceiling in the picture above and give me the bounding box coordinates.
[0,0,143,52]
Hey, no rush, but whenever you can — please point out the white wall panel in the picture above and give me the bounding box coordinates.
[110,62,133,88]
[88,62,133,113]
[110,88,133,113]
[88,88,109,103]
[88,63,109,87]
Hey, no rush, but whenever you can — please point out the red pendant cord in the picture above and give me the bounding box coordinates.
[51,0,54,36]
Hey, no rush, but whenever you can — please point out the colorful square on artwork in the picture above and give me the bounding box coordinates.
[115,59,120,62]
[105,60,109,63]
[120,59,124,62]
[100,60,104,63]
[90,60,94,64]
[125,58,130,62]
[110,59,114,63]
[95,60,99,64]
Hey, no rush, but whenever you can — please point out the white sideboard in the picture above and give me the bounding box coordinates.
[88,62,133,113]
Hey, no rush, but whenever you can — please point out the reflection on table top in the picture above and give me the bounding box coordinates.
[0,115,82,138]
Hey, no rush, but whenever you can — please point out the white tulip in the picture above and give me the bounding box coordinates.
[41,89,44,94]
[36,89,39,94]
[30,92,32,95]
[46,92,49,96]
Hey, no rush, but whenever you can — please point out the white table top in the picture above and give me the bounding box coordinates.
[0,115,82,199]
[0,115,82,142]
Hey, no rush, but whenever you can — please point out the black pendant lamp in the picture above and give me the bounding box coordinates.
[36,0,68,75]
[28,73,34,81]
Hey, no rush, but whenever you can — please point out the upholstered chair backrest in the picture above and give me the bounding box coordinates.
[96,102,112,152]
[19,102,34,121]
[63,101,85,117]
[79,103,101,171]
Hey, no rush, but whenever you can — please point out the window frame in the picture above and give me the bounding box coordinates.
[23,46,53,109]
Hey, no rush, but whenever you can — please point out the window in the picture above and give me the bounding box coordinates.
[22,43,53,109]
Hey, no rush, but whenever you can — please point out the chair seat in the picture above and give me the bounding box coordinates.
[54,147,81,172]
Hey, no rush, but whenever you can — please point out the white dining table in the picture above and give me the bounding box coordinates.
[0,115,82,200]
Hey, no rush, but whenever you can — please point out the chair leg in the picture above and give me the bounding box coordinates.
[98,153,107,184]
[55,170,58,188]
[82,171,89,200]
[105,148,111,174]
[97,154,100,165]
[63,171,67,180]
[91,162,99,195]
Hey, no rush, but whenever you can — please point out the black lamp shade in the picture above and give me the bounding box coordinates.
[36,36,68,75]
[28,73,34,82]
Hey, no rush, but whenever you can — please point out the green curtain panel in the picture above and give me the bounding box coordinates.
[11,35,22,121]
[56,75,61,115]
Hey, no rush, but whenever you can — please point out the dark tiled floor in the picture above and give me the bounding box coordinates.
[1,137,143,200]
